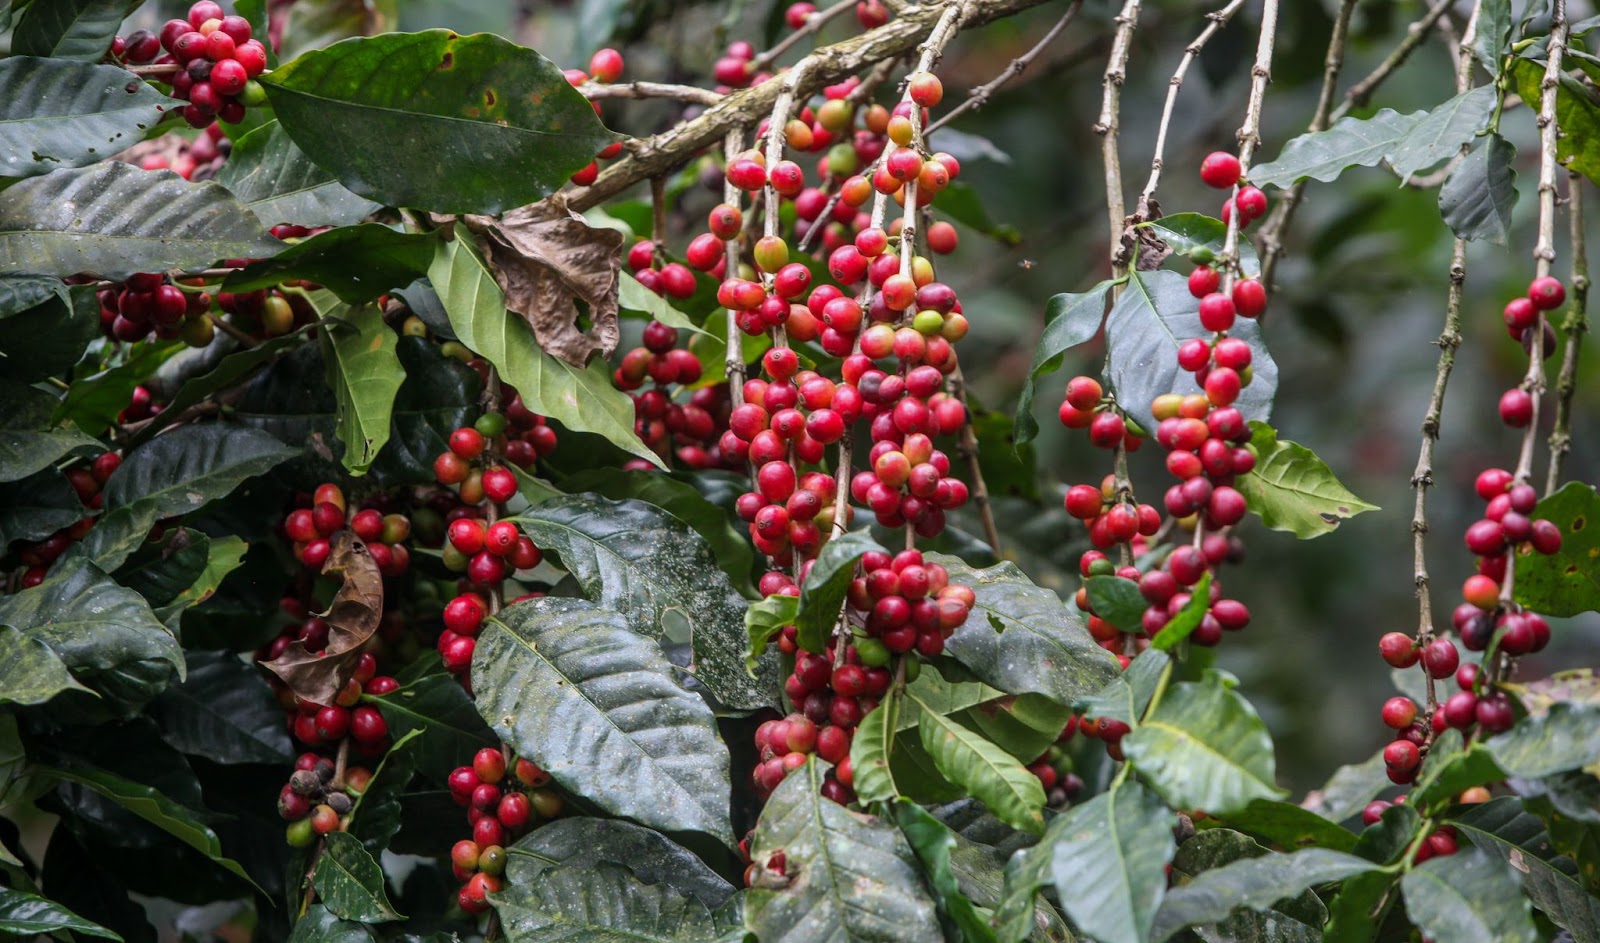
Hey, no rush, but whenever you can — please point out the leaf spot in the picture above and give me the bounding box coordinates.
[1572,515,1586,531]
[439,52,454,69]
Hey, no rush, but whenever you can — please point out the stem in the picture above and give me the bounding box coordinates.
[126,62,181,77]
[1331,0,1456,122]
[1547,171,1589,495]
[752,0,857,70]
[1136,0,1250,216]
[722,128,749,409]
[1095,0,1142,274]
[1218,0,1279,297]
[922,0,1083,136]
[332,736,350,788]
[948,364,1002,554]
[206,312,258,348]
[578,80,723,106]
[649,176,667,266]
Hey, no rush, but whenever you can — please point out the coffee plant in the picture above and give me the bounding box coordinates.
[1,0,1598,940]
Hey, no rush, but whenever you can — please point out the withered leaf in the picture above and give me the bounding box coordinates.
[261,531,383,705]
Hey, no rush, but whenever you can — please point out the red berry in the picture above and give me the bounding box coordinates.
[589,48,624,84]
[1528,276,1566,310]
[350,706,387,743]
[1199,152,1242,189]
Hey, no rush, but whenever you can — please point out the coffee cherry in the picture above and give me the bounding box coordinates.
[1381,696,1417,729]
[1383,739,1420,774]
[1498,388,1533,427]
[350,706,387,743]
[1421,638,1460,679]
[481,466,517,503]
[1528,276,1566,310]
[589,48,624,83]
[1199,152,1242,189]
[1378,631,1419,668]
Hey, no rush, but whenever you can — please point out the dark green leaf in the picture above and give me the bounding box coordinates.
[934,181,1021,245]
[288,905,376,943]
[1387,86,1498,181]
[744,593,797,678]
[0,383,97,481]
[0,163,279,279]
[0,466,86,550]
[1211,799,1360,853]
[1122,673,1287,815]
[794,530,886,653]
[935,554,1121,706]
[1511,58,1600,186]
[894,801,1000,943]
[1452,798,1600,941]
[428,237,658,465]
[346,728,422,855]
[851,689,904,805]
[151,534,246,630]
[0,886,122,940]
[0,624,95,706]
[1150,571,1212,650]
[1249,109,1424,188]
[506,817,735,910]
[910,686,1046,835]
[53,340,179,433]
[1085,575,1145,633]
[213,120,380,228]
[148,651,293,765]
[743,758,942,942]
[320,301,404,475]
[368,673,496,777]
[1401,848,1538,943]
[1106,270,1278,438]
[968,408,1038,502]
[1486,701,1600,778]
[1152,848,1375,941]
[1473,0,1513,72]
[0,59,170,179]
[1145,213,1259,271]
[10,0,135,60]
[0,557,182,713]
[313,832,403,923]
[493,862,741,943]
[0,281,100,384]
[1013,280,1113,448]
[1304,748,1390,823]
[1439,133,1519,245]
[261,30,620,215]
[514,493,777,710]
[1078,648,1171,725]
[225,225,435,303]
[1238,422,1378,539]
[1047,781,1177,943]
[956,694,1070,762]
[1515,482,1600,616]
[472,598,733,845]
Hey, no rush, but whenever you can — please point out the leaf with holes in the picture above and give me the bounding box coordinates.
[0,163,280,279]
[1014,279,1114,448]
[1122,673,1287,815]
[472,598,733,845]
[911,688,1047,836]
[1401,848,1537,943]
[514,493,777,710]
[1440,133,1519,246]
[1515,482,1600,616]
[313,832,403,923]
[214,121,381,228]
[0,59,171,179]
[1249,109,1424,189]
[1237,422,1378,539]
[743,758,941,942]
[10,0,136,60]
[1106,270,1278,437]
[261,30,620,215]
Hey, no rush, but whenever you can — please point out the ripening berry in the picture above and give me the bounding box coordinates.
[1188,266,1220,298]
[1498,388,1534,427]
[1198,293,1236,332]
[1528,276,1566,310]
[1235,186,1268,221]
[908,72,943,107]
[589,48,624,83]
[1199,152,1242,189]
[1065,376,1102,411]
[1231,278,1267,318]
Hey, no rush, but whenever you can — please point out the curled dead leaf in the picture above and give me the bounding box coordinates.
[261,531,383,705]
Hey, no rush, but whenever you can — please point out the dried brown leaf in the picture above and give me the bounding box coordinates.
[261,531,383,705]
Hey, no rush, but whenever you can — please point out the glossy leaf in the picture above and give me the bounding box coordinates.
[911,686,1047,835]
[851,690,904,806]
[320,302,404,475]
[0,624,94,706]
[472,598,733,845]
[618,272,713,337]
[1014,279,1114,448]
[957,694,1071,762]
[1122,674,1287,815]
[935,554,1121,706]
[0,384,95,481]
[368,673,496,777]
[1511,59,1600,186]
[0,886,122,940]
[1212,798,1360,853]
[261,30,620,215]
[794,530,887,653]
[1410,728,1506,809]
[225,225,436,303]
[1473,0,1513,71]
[1249,109,1424,188]
[277,0,397,61]
[743,758,942,942]
[428,237,659,465]
[213,121,381,228]
[1150,571,1212,650]
[1401,848,1538,943]
[1085,575,1145,632]
[894,801,1001,943]
[51,339,179,432]
[0,280,101,384]
[0,58,170,179]
[288,905,376,943]
[1439,133,1518,245]
[744,593,797,677]
[1238,422,1378,539]
[313,832,403,923]
[345,728,422,854]
[493,862,741,943]
[506,817,736,910]
[1152,848,1375,941]
[1047,781,1177,943]
[1145,213,1259,271]
[1078,647,1170,725]
[0,162,279,279]
[147,651,292,765]
[1452,798,1600,941]
[10,0,134,60]
[0,467,86,549]
[1386,86,1498,181]
[1105,270,1278,437]
[514,493,777,710]
[1304,748,1390,823]
[150,534,247,630]
[1515,482,1600,616]
[1486,701,1600,779]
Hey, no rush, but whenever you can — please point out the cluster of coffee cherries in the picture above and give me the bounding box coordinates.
[1498,277,1567,426]
[5,452,120,590]
[1197,151,1270,230]
[1030,716,1092,801]
[279,483,414,576]
[561,48,628,186]
[1457,466,1562,634]
[124,2,270,128]
[1360,798,1464,863]
[261,639,398,756]
[134,120,230,181]
[277,752,375,848]
[446,748,564,913]
[614,320,740,470]
[97,272,213,344]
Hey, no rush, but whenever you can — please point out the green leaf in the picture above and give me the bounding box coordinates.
[1473,0,1513,72]
[1514,482,1600,616]
[1145,213,1260,272]
[1047,781,1177,943]
[225,225,436,303]
[345,728,422,855]
[10,0,135,60]
[33,763,261,892]
[911,687,1047,835]
[0,557,182,713]
[428,236,659,465]
[1249,109,1424,189]
[0,466,86,550]
[618,272,713,337]
[213,120,380,228]
[0,385,96,482]
[743,757,942,943]
[1211,798,1360,853]
[514,493,777,710]
[368,673,496,777]
[81,424,297,571]
[505,817,736,910]
[1304,748,1393,823]
[0,624,95,706]
[0,59,170,179]
[53,339,179,432]
[0,162,280,279]
[1410,728,1506,809]
[894,801,1000,943]
[319,302,404,475]
[288,904,376,943]
[1150,571,1212,650]
[261,30,620,215]
[1013,280,1113,448]
[1439,133,1519,245]
[1452,798,1600,940]
[1238,422,1378,538]
[148,651,293,765]
[0,886,122,940]
[1078,647,1170,725]
[794,530,887,653]
[1401,848,1538,943]
[0,280,101,384]
[851,689,904,805]
[1122,673,1287,815]
[1511,57,1600,186]
[1386,86,1498,181]
[277,0,397,60]
[472,597,733,845]
[968,408,1039,503]
[1085,575,1145,633]
[1106,270,1278,438]
[744,593,797,678]
[1152,848,1376,941]
[493,862,741,943]
[1486,701,1600,778]
[313,832,403,923]
[934,181,1021,245]
[152,534,248,630]
[957,694,1070,762]
[934,554,1121,706]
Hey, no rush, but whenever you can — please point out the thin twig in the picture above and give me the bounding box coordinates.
[206,312,257,348]
[752,0,857,70]
[1548,171,1589,494]
[1331,0,1456,122]
[1218,0,1280,296]
[126,62,181,77]
[949,364,1002,553]
[722,128,749,408]
[1094,0,1142,274]
[923,0,1082,136]
[649,176,667,266]
[578,80,724,106]
[1136,0,1250,215]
